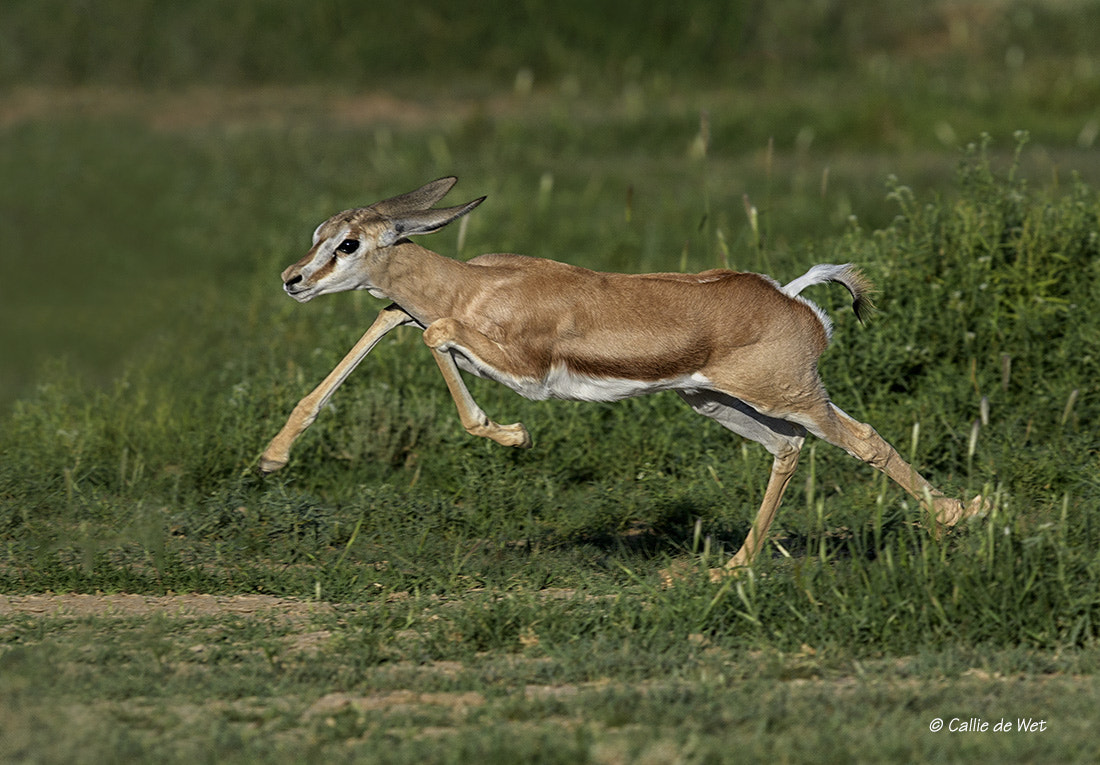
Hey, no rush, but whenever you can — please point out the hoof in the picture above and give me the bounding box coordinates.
[933,494,988,527]
[258,452,288,474]
[501,422,532,449]
[479,422,532,448]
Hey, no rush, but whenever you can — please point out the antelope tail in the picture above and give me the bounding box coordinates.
[781,263,875,323]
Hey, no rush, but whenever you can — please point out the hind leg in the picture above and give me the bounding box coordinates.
[678,390,807,569]
[792,402,982,526]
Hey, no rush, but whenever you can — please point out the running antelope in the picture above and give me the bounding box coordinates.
[260,177,983,570]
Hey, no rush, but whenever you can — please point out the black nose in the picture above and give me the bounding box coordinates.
[285,274,303,288]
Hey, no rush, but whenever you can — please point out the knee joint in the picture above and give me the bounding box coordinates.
[773,441,803,471]
[422,318,459,349]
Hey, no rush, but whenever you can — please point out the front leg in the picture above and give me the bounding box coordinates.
[260,305,415,472]
[423,318,532,448]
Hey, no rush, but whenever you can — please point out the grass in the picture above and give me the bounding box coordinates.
[3,0,1100,761]
[3,601,1100,763]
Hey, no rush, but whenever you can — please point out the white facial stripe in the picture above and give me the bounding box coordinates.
[291,216,397,302]
[304,226,352,277]
[326,226,353,254]
[289,225,380,301]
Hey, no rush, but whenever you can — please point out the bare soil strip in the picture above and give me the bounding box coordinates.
[0,593,329,619]
[0,86,498,131]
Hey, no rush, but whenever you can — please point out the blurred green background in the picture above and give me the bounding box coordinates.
[3,0,1099,408]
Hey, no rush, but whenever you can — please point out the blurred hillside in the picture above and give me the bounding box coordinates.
[2,0,1098,92]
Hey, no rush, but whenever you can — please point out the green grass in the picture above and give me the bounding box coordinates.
[4,603,1100,763]
[4,0,1100,761]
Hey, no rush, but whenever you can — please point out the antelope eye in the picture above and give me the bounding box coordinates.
[336,238,360,254]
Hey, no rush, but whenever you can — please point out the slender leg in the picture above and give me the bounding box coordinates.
[678,391,806,570]
[260,305,414,472]
[423,318,532,447]
[725,449,802,569]
[794,402,984,526]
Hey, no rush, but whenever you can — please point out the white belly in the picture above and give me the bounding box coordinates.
[453,354,708,403]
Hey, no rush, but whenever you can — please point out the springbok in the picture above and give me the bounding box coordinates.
[260,177,982,570]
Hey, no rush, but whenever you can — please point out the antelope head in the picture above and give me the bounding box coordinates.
[280,176,484,302]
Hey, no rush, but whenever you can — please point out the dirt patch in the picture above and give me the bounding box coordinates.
[0,592,331,619]
[308,690,487,716]
[0,86,511,132]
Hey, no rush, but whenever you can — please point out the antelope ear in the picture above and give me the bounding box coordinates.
[380,197,485,246]
[371,177,458,216]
